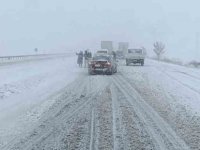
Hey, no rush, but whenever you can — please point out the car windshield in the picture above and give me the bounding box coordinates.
[93,55,110,61]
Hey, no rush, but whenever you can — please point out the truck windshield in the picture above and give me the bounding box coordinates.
[128,49,142,54]
[97,51,108,54]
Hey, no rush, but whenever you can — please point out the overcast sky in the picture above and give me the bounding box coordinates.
[0,0,200,60]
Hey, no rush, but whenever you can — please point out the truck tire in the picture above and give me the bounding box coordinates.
[141,60,144,66]
[126,59,129,66]
[115,67,117,73]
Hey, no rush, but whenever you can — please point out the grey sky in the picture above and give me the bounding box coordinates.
[0,0,200,60]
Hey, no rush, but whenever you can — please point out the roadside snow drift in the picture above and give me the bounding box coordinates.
[0,56,80,148]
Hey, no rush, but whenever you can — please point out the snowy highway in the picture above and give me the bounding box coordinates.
[1,57,200,150]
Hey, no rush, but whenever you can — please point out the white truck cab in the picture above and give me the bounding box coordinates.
[126,48,145,66]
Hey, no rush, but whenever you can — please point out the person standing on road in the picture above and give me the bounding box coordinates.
[76,51,83,67]
[88,52,92,58]
[84,50,89,68]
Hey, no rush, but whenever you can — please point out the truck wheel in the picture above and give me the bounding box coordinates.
[141,60,144,66]
[126,59,129,66]
[115,67,117,73]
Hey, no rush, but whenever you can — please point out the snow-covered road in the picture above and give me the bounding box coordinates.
[1,58,200,150]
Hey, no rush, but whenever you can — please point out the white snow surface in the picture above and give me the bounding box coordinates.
[146,59,200,115]
[1,57,200,149]
[0,56,80,147]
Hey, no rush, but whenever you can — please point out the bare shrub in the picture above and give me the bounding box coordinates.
[153,41,165,60]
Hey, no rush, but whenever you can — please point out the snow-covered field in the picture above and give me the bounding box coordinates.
[1,57,200,150]
[0,56,80,148]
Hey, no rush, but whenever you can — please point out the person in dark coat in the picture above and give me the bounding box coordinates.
[76,51,83,67]
[84,50,89,68]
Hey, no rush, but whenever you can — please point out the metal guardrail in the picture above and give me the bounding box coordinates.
[0,53,72,64]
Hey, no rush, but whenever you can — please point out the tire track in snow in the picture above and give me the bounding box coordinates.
[63,105,93,150]
[174,70,200,81]
[120,65,200,150]
[154,66,200,95]
[112,74,190,150]
[13,95,93,150]
[89,109,95,150]
[4,78,95,150]
[111,85,125,150]
[111,84,155,150]
[95,87,114,150]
